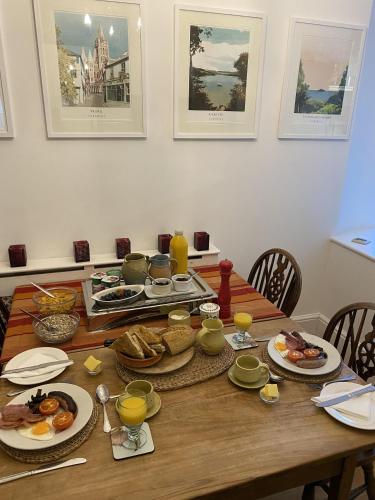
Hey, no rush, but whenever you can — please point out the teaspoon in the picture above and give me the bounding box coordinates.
[18,308,56,332]
[96,384,112,433]
[30,282,56,298]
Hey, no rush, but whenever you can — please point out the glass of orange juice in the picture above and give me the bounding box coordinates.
[233,312,253,344]
[117,390,147,450]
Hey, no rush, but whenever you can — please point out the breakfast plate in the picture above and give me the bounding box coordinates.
[267,332,341,376]
[3,347,69,385]
[320,382,375,430]
[0,382,93,450]
[227,365,269,389]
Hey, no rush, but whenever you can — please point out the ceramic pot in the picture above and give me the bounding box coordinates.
[196,318,225,355]
[148,254,177,279]
[122,253,148,284]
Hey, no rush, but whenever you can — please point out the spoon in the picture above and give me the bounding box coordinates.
[142,271,157,284]
[30,282,56,298]
[269,371,285,382]
[18,308,56,332]
[96,384,112,433]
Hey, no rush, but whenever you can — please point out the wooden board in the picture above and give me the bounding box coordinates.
[127,346,195,375]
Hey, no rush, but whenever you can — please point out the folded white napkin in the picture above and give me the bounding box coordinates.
[312,385,373,420]
[1,353,73,379]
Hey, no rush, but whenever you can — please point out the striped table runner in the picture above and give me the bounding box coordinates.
[1,265,284,362]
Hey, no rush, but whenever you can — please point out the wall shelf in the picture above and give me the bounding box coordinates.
[331,228,375,263]
[0,245,220,296]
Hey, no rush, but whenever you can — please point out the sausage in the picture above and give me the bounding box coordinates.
[48,391,78,417]
[296,358,327,369]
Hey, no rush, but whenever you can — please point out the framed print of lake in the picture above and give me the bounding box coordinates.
[174,6,266,139]
[189,26,249,112]
[34,0,146,138]
[279,19,366,139]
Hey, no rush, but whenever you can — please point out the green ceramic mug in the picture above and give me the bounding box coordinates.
[234,355,269,383]
[125,380,155,410]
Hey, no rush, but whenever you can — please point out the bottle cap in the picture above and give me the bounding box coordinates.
[174,230,183,235]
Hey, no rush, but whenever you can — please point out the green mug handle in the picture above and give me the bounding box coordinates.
[259,363,269,376]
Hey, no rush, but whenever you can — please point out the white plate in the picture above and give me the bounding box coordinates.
[144,282,197,299]
[267,332,341,376]
[320,382,375,430]
[0,382,93,450]
[4,347,69,385]
[92,285,144,306]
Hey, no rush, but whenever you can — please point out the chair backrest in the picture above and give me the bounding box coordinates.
[0,296,12,352]
[323,302,375,379]
[247,248,302,317]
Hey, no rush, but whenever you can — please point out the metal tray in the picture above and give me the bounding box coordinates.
[82,271,217,332]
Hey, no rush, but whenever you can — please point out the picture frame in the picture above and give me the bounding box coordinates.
[0,28,14,138]
[174,4,266,139]
[33,0,146,138]
[278,18,366,140]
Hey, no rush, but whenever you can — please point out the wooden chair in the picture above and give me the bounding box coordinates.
[0,296,12,354]
[247,248,302,317]
[304,303,375,500]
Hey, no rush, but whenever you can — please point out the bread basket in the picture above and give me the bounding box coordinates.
[115,350,162,369]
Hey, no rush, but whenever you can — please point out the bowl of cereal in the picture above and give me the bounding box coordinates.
[33,311,80,344]
[32,287,77,316]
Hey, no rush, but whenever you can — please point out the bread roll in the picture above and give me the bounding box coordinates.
[162,326,195,355]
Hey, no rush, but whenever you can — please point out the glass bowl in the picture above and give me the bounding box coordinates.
[32,287,77,316]
[33,311,80,344]
[259,386,280,405]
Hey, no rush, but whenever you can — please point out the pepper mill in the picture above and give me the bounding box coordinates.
[218,259,233,319]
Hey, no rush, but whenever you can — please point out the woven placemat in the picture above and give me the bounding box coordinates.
[0,403,99,464]
[262,346,343,383]
[116,344,235,391]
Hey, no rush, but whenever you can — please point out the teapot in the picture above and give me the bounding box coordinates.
[148,254,177,280]
[196,318,225,355]
[122,253,148,284]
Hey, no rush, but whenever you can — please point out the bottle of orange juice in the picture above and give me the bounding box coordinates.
[170,230,188,274]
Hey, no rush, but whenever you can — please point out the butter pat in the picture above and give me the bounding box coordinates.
[263,384,279,398]
[84,355,102,374]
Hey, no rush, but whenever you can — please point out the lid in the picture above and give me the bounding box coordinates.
[199,303,220,313]
[174,230,183,235]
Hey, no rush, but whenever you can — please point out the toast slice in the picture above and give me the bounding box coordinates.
[119,331,145,359]
[134,333,158,358]
[128,325,161,344]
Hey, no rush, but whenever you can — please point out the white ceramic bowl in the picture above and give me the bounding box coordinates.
[91,285,144,306]
[172,274,192,292]
[151,278,172,296]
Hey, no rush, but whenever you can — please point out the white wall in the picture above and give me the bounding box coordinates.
[0,0,372,316]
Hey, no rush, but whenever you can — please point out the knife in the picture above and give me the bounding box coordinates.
[0,457,86,484]
[315,384,375,407]
[1,360,73,376]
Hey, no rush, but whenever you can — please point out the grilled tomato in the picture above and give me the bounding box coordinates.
[287,350,305,363]
[303,348,320,359]
[39,398,59,415]
[52,411,74,431]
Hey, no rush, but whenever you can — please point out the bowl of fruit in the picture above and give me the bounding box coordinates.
[32,287,77,316]
[91,285,144,307]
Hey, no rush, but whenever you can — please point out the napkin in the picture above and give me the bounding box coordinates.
[1,353,73,379]
[312,385,373,420]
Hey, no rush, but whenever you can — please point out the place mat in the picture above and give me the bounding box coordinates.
[0,403,99,464]
[116,344,236,391]
[262,346,343,383]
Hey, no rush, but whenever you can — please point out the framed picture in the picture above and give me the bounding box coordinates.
[33,0,146,138]
[0,29,14,138]
[279,18,366,140]
[174,4,266,139]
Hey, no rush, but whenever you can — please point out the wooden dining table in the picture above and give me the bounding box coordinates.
[0,268,374,499]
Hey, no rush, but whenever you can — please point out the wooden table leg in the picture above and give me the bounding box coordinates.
[328,455,357,500]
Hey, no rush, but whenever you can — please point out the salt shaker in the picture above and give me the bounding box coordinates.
[218,259,233,319]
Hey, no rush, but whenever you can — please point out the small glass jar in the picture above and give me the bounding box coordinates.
[199,303,220,320]
[168,309,191,326]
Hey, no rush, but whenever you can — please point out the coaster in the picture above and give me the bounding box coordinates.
[111,422,154,460]
[225,333,258,351]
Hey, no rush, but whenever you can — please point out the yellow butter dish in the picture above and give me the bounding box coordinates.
[260,384,279,404]
[84,355,103,375]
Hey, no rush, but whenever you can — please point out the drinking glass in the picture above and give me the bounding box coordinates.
[233,312,253,344]
[117,390,147,450]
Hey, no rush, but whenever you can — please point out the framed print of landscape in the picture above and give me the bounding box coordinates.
[0,29,14,138]
[33,0,146,138]
[174,5,266,139]
[279,19,366,140]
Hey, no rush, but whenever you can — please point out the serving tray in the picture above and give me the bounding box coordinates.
[82,271,217,332]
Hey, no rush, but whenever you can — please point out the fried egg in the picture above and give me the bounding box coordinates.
[274,334,289,358]
[17,416,55,441]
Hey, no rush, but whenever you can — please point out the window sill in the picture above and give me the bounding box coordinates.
[330,228,375,263]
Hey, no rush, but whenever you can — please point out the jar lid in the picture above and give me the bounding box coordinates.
[199,303,220,313]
